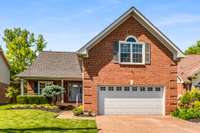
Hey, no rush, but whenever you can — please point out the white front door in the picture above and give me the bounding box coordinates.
[98,86,164,115]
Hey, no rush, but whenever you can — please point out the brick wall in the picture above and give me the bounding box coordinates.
[83,16,178,115]
[0,82,8,104]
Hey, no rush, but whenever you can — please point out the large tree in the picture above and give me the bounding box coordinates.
[2,28,47,78]
[185,41,200,55]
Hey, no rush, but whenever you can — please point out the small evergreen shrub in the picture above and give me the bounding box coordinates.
[72,106,83,116]
[17,95,48,104]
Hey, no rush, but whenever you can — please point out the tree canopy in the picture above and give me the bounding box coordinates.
[185,41,200,55]
[2,28,47,78]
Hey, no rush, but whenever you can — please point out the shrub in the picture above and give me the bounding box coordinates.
[172,88,200,120]
[42,85,64,104]
[172,108,200,120]
[6,86,19,103]
[72,106,83,116]
[42,85,64,97]
[17,95,48,104]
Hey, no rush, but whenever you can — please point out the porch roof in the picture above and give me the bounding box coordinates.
[17,51,82,80]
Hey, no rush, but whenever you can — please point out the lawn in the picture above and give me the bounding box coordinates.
[0,109,97,133]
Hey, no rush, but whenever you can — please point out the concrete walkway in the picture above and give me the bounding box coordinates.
[96,115,200,133]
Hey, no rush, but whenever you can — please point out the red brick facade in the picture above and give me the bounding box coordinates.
[0,82,8,104]
[82,17,178,115]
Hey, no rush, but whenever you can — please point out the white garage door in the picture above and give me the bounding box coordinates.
[98,86,164,115]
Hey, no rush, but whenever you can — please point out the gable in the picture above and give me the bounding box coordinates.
[78,7,184,60]
[0,52,10,84]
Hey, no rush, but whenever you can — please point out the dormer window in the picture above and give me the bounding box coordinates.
[119,36,145,64]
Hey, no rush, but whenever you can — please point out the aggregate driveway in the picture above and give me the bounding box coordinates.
[96,115,200,133]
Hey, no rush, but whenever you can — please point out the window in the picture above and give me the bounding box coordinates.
[38,81,53,95]
[132,44,143,63]
[147,87,153,91]
[140,87,146,91]
[120,43,131,62]
[124,87,130,91]
[155,87,161,91]
[119,36,145,64]
[132,87,137,91]
[108,87,114,91]
[100,87,106,91]
[116,87,122,91]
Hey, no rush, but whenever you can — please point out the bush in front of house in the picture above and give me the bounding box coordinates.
[17,95,48,104]
[72,106,83,116]
[172,88,200,120]
[6,86,19,103]
[42,85,64,104]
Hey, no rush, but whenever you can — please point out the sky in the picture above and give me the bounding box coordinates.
[0,0,200,52]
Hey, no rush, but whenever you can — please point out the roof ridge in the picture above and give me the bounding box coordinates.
[42,51,76,54]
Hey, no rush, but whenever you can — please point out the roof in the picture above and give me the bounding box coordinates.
[17,51,82,80]
[77,7,184,59]
[178,55,200,82]
[0,48,10,69]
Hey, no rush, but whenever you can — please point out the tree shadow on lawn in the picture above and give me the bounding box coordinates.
[0,127,98,133]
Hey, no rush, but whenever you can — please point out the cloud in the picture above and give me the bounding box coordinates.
[157,14,200,27]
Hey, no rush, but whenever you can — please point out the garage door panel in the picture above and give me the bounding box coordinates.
[98,86,164,115]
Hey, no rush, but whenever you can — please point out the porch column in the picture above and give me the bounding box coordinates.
[20,79,24,96]
[61,80,64,103]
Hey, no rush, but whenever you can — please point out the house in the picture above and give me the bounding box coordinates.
[17,7,184,115]
[0,48,10,104]
[177,55,200,96]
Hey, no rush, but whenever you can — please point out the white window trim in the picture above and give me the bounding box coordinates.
[38,81,53,95]
[119,40,145,65]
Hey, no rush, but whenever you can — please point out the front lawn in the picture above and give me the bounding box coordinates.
[0,109,97,133]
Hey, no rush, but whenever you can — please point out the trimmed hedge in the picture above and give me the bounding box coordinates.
[17,95,48,104]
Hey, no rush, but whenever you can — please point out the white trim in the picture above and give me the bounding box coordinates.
[162,86,166,115]
[20,79,24,96]
[177,74,184,83]
[77,7,184,59]
[119,41,145,65]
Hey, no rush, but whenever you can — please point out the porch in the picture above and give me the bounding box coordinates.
[20,79,83,104]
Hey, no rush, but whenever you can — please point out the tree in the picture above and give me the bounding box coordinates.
[2,28,47,78]
[185,41,200,55]
[6,86,19,103]
[42,85,64,104]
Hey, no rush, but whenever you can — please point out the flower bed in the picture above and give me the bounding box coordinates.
[0,104,60,112]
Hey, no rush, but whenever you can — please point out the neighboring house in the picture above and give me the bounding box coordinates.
[0,48,10,104]
[18,7,184,115]
[177,55,200,96]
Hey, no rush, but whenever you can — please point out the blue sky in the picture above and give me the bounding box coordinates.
[0,0,200,52]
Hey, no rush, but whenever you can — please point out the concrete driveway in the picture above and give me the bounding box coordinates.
[96,115,200,133]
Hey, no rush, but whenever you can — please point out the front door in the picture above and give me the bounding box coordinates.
[68,83,82,102]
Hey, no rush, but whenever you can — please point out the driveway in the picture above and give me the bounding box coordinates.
[96,115,200,133]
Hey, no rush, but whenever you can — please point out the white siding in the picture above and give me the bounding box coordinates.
[98,86,164,115]
[0,54,10,84]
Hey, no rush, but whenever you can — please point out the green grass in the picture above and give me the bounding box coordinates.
[0,109,97,133]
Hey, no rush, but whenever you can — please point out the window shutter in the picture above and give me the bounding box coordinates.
[145,43,151,64]
[113,41,119,63]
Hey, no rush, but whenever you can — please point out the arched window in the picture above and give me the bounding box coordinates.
[125,36,137,42]
[119,35,145,64]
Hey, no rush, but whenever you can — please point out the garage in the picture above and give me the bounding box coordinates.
[98,86,164,115]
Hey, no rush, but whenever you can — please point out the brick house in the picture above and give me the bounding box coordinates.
[0,48,10,104]
[177,55,200,96]
[18,7,184,115]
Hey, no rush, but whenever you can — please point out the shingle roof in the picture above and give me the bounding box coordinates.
[178,55,200,82]
[17,51,82,80]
